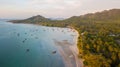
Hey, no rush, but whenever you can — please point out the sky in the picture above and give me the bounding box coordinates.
[0,0,120,19]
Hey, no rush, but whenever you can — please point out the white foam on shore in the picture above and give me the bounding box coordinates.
[70,29,83,67]
[54,28,83,67]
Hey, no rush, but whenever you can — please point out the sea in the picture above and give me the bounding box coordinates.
[0,20,76,67]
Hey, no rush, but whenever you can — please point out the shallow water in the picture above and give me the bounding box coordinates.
[0,20,76,67]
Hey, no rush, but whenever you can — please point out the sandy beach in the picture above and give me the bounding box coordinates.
[53,29,83,67]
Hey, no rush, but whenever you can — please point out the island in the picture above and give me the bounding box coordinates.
[9,9,120,67]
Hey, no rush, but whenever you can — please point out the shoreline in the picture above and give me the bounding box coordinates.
[75,29,83,67]
[70,29,83,67]
[54,29,83,67]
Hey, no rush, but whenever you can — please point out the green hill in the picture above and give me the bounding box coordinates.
[9,15,52,24]
[66,9,120,22]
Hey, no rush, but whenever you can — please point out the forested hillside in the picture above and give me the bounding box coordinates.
[10,9,120,67]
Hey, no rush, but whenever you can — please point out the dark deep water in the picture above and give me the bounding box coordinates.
[0,20,75,67]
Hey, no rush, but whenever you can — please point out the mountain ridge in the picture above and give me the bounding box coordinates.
[9,9,120,24]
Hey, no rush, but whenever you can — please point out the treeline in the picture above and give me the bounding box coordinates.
[10,9,120,67]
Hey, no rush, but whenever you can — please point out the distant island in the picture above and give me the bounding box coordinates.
[10,9,120,67]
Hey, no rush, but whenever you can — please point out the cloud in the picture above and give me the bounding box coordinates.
[0,0,120,19]
[28,0,81,9]
[26,0,82,18]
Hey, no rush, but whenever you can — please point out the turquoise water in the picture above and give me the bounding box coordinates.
[0,21,75,67]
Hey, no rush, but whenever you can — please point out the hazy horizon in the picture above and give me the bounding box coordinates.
[0,0,120,19]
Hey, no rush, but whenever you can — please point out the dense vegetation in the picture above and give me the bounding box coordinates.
[10,9,120,67]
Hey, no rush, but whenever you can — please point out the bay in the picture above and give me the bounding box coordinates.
[0,20,76,67]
